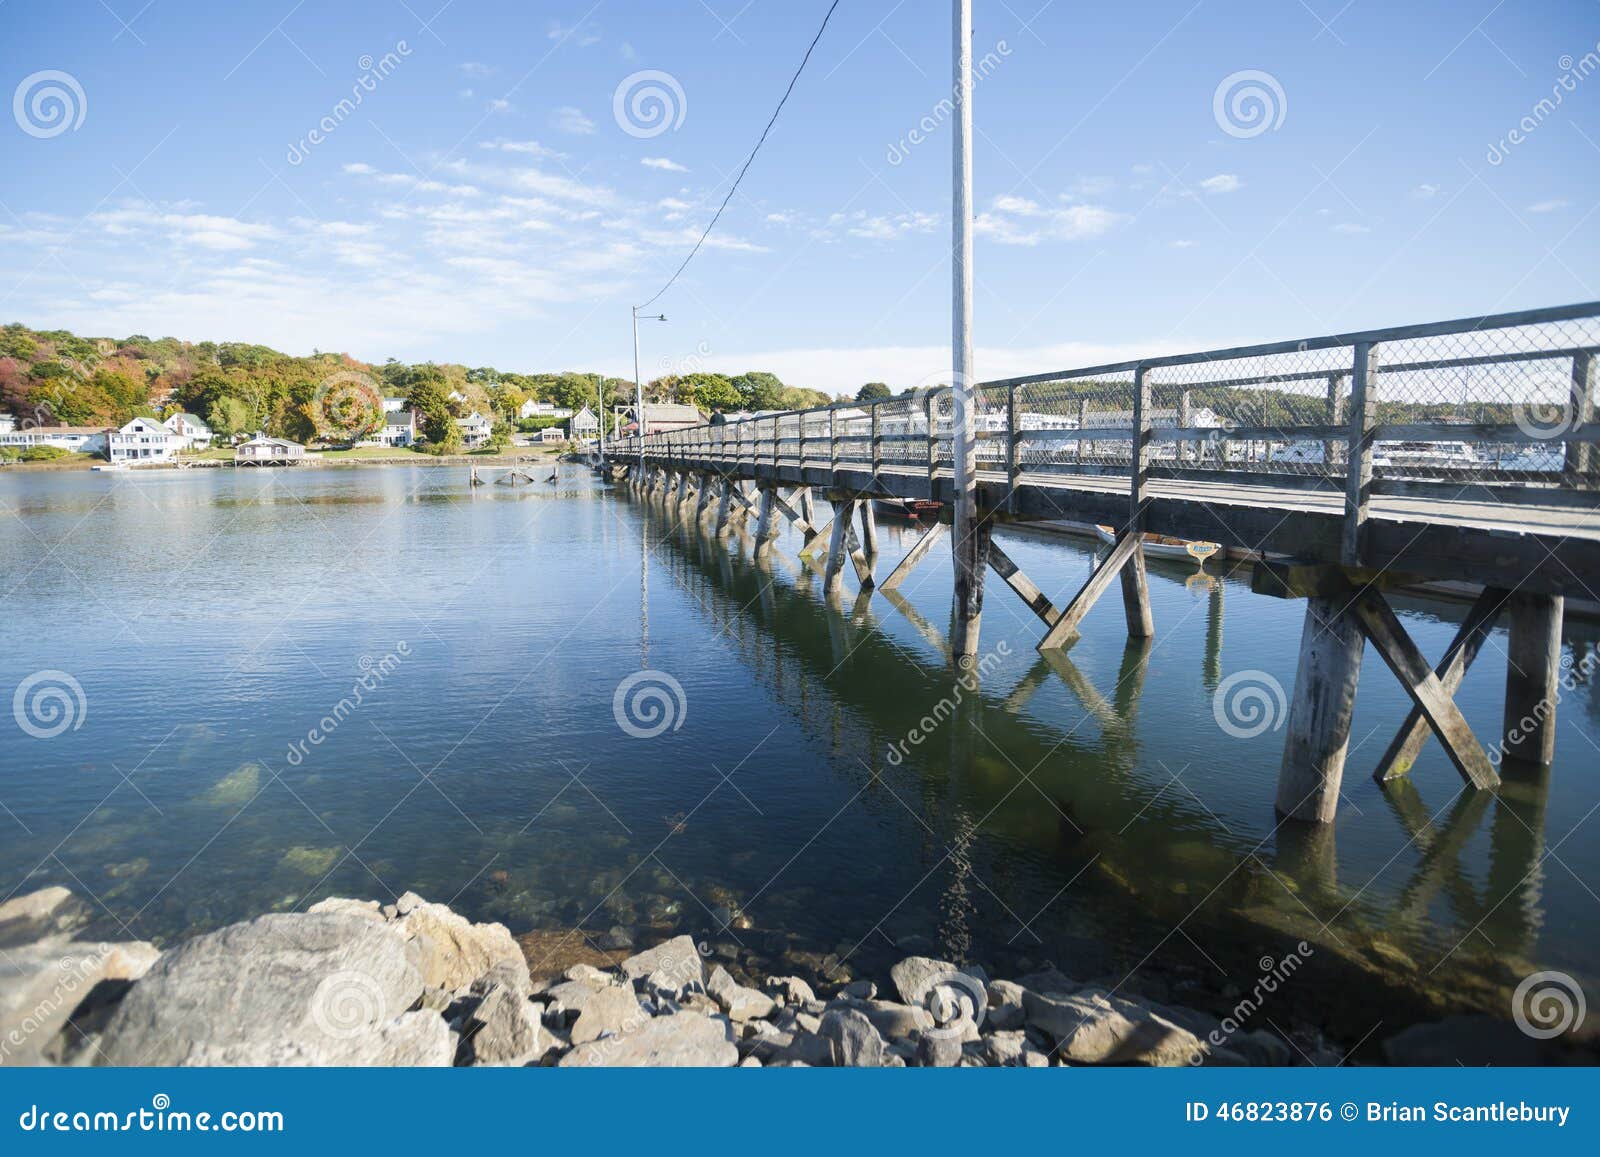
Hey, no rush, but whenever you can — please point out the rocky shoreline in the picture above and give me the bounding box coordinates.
[0,887,1583,1067]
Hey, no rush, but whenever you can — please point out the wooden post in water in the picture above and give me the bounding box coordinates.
[1502,591,1565,769]
[1341,341,1378,566]
[1122,366,1154,638]
[1276,595,1366,823]
[824,500,854,596]
[1566,351,1595,488]
[858,501,879,576]
[949,0,982,664]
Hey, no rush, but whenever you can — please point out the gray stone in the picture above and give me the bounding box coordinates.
[0,887,87,949]
[1015,966,1077,996]
[390,894,528,995]
[597,925,634,951]
[707,965,776,1022]
[459,983,549,1066]
[819,1007,886,1067]
[563,963,614,986]
[1382,1016,1546,1067]
[619,935,704,992]
[559,1010,739,1067]
[1,938,159,1066]
[984,1029,1051,1067]
[97,912,452,1066]
[839,979,877,1001]
[889,955,987,1007]
[986,979,1027,1031]
[1022,986,1203,1067]
[306,897,384,924]
[765,975,816,1006]
[837,998,933,1043]
[915,1031,962,1067]
[1235,1029,1293,1067]
[543,980,645,1045]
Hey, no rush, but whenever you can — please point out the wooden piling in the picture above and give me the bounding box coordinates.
[1276,595,1366,823]
[1502,591,1565,768]
[823,500,854,596]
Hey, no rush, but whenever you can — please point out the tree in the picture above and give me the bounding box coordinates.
[487,423,511,453]
[730,371,786,410]
[208,395,254,438]
[856,382,891,402]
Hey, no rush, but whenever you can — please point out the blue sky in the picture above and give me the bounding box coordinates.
[1,0,1597,392]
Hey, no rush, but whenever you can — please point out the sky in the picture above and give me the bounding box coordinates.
[1,0,1597,393]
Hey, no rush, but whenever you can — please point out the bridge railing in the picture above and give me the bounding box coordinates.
[612,302,1600,508]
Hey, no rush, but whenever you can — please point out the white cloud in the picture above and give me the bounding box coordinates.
[552,106,596,135]
[487,98,511,113]
[641,157,688,172]
[1412,183,1439,199]
[1528,198,1569,213]
[479,138,564,160]
[460,62,495,77]
[974,195,1121,245]
[548,20,601,46]
[1333,222,1371,234]
[1199,173,1241,195]
[1172,239,1196,249]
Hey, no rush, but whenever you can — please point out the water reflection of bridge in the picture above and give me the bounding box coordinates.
[628,490,1563,1022]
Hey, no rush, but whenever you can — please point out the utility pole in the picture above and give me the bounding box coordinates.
[596,371,605,461]
[631,306,666,466]
[949,0,985,664]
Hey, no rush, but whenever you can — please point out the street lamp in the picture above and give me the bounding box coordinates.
[632,305,667,467]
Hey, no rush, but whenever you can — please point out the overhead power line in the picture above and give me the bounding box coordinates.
[636,0,843,310]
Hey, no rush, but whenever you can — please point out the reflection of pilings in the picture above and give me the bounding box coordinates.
[1203,576,1224,694]
[1484,765,1551,962]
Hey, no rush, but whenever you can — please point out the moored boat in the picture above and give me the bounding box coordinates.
[1095,524,1219,563]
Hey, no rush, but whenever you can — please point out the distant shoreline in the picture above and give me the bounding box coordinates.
[0,447,572,472]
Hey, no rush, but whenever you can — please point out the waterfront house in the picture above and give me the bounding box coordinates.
[163,412,213,449]
[0,413,14,434]
[623,403,706,436]
[377,409,416,448]
[109,417,179,463]
[0,424,111,455]
[538,426,566,443]
[457,411,493,448]
[519,399,573,420]
[234,434,306,466]
[569,405,599,439]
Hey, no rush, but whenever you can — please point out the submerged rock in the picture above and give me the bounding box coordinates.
[0,886,87,949]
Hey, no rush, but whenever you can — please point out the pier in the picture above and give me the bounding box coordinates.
[607,303,1600,824]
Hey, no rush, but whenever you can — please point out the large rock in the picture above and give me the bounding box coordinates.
[889,956,986,1006]
[984,1029,1051,1067]
[819,1007,886,1067]
[986,979,1027,1031]
[458,982,550,1066]
[1,938,159,1066]
[839,998,933,1043]
[707,965,776,1022]
[1023,986,1203,1066]
[0,887,88,949]
[1382,1016,1547,1067]
[96,912,451,1066]
[559,1010,738,1067]
[544,979,649,1043]
[391,893,528,995]
[619,935,704,992]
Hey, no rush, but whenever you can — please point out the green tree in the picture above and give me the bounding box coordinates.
[856,382,891,402]
[730,371,786,410]
[208,395,254,438]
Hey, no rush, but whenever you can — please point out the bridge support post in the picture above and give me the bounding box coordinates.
[1276,595,1366,823]
[1502,592,1565,769]
[858,501,879,577]
[823,500,854,596]
[880,521,948,593]
[754,485,778,554]
[694,473,716,524]
[715,480,735,536]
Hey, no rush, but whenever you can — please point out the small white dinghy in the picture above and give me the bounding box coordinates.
[1095,525,1219,564]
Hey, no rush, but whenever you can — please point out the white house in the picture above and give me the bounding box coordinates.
[234,434,306,465]
[569,405,599,438]
[0,413,15,434]
[519,399,573,420]
[109,417,179,463]
[163,412,213,449]
[0,425,111,454]
[377,409,416,448]
[457,411,493,448]
[538,426,566,443]
[382,396,408,413]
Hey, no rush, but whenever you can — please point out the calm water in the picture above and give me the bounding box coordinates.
[2,464,1596,1044]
